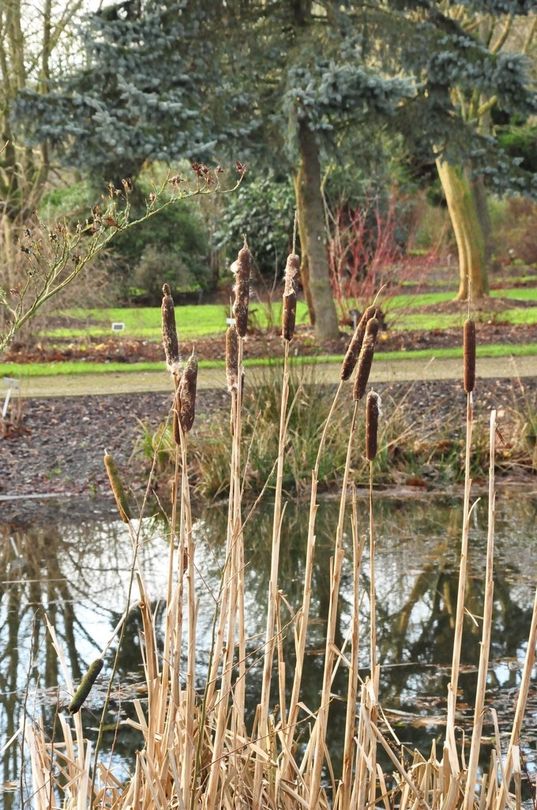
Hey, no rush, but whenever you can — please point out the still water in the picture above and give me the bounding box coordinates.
[1,491,536,806]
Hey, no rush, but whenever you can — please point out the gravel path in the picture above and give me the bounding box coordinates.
[7,353,537,398]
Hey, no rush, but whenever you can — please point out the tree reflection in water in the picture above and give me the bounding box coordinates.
[0,493,535,807]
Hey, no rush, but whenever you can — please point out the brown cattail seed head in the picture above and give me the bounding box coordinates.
[69,658,104,714]
[353,317,379,401]
[341,305,377,381]
[226,325,239,392]
[174,353,198,437]
[365,391,380,461]
[282,253,299,342]
[161,283,180,375]
[232,243,252,337]
[104,452,131,523]
[463,319,476,394]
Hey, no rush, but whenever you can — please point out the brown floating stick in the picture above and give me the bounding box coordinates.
[233,242,252,337]
[161,283,181,375]
[341,305,377,381]
[226,325,239,392]
[463,318,476,394]
[353,317,379,401]
[69,658,104,714]
[104,452,131,523]
[282,253,299,342]
[365,391,380,461]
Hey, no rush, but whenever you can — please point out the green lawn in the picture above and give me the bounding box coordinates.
[2,342,537,378]
[47,302,312,340]
[44,286,537,341]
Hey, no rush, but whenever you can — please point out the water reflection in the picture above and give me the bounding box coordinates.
[0,492,536,806]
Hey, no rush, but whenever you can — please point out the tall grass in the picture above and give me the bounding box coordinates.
[23,251,537,809]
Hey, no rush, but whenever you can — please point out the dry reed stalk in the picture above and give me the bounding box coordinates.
[309,401,359,808]
[341,305,376,381]
[353,317,379,401]
[367,458,380,807]
[104,451,131,523]
[463,319,476,394]
[282,253,299,341]
[254,339,292,804]
[445,346,475,774]
[339,489,366,808]
[281,381,345,781]
[496,582,537,810]
[232,241,252,337]
[161,283,181,377]
[463,409,496,809]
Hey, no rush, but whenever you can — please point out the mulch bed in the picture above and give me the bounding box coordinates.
[2,376,536,507]
[5,321,537,366]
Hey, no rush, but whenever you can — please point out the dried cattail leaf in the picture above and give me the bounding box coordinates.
[69,658,104,714]
[226,325,239,392]
[463,319,476,394]
[233,243,252,337]
[282,253,299,342]
[104,452,131,523]
[341,305,377,381]
[161,283,181,375]
[365,391,380,461]
[353,317,379,401]
[177,353,198,434]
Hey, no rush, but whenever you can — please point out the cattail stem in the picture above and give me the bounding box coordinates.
[255,340,291,803]
[464,409,496,808]
[282,380,344,780]
[309,400,359,808]
[446,390,474,774]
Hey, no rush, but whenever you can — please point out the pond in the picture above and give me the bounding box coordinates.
[1,490,536,807]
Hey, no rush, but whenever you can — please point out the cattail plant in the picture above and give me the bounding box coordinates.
[341,305,376,381]
[353,316,379,400]
[232,241,251,337]
[161,283,181,377]
[103,451,131,523]
[68,658,104,714]
[365,391,380,461]
[282,253,299,342]
[225,325,239,392]
[173,352,198,442]
[463,318,476,394]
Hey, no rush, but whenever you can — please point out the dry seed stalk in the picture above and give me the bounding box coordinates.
[104,451,131,523]
[232,242,252,337]
[225,325,239,392]
[353,317,379,401]
[463,318,476,394]
[341,305,376,381]
[161,283,181,375]
[68,658,104,714]
[282,253,299,342]
[366,391,380,461]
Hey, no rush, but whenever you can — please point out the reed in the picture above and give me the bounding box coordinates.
[24,255,537,810]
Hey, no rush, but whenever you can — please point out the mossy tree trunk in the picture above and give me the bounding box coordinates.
[295,119,339,340]
[436,158,489,301]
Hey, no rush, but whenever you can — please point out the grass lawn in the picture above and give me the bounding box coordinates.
[2,342,537,378]
[45,287,537,341]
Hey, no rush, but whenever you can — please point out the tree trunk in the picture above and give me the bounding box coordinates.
[436,159,489,300]
[295,119,339,340]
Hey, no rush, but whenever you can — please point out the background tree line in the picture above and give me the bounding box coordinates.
[2,0,537,341]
